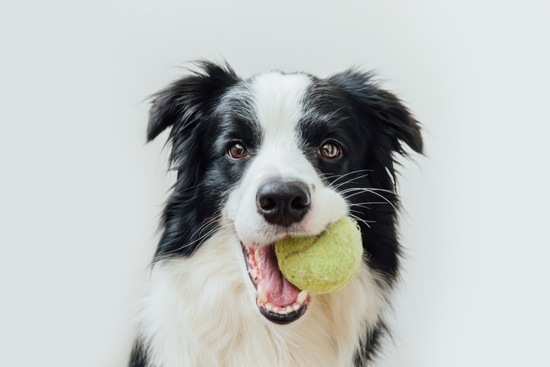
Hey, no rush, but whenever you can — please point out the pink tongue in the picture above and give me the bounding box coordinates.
[257,246,301,307]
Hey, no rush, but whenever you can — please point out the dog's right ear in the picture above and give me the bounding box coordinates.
[147,61,240,142]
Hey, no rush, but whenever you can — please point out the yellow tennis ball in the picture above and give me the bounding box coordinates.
[274,216,363,295]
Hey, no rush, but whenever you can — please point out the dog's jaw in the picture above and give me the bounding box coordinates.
[138,227,390,367]
[241,243,310,324]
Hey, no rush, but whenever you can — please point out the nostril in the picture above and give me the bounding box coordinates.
[259,196,277,211]
[290,195,310,210]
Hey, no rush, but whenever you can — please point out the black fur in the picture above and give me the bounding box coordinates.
[129,340,147,367]
[354,323,386,366]
[299,72,422,363]
[301,72,423,281]
[147,62,242,260]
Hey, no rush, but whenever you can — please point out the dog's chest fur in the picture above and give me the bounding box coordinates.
[138,228,387,367]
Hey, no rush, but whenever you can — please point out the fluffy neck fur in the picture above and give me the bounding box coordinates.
[137,226,389,367]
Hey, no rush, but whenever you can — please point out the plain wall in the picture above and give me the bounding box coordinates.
[1,1,549,366]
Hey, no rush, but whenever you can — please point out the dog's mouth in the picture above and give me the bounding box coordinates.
[242,243,310,324]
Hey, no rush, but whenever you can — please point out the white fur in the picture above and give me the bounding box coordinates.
[137,226,388,367]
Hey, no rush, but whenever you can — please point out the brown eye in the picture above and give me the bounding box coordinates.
[227,142,248,159]
[319,141,342,159]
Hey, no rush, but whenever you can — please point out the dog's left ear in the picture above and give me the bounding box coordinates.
[147,61,240,142]
[146,61,240,187]
[329,69,423,156]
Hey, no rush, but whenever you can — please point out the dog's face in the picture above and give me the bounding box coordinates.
[223,72,347,246]
[147,62,422,324]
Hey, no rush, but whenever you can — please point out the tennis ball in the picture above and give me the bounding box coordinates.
[274,216,363,295]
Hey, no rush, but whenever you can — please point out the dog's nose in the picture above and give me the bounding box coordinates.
[256,180,311,227]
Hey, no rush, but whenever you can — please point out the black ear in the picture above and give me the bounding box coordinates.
[329,69,423,155]
[147,61,240,143]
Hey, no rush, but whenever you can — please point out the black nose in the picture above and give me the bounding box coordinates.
[256,180,311,227]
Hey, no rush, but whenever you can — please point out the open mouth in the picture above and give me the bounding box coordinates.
[242,243,310,324]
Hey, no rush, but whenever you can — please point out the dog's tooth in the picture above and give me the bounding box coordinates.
[255,249,261,259]
[265,303,273,311]
[292,303,300,311]
[297,290,308,304]
[285,306,293,314]
[272,306,279,313]
[257,285,268,303]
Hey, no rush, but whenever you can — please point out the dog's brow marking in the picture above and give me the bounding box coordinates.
[250,72,311,146]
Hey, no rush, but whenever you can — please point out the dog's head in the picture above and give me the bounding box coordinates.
[147,61,422,324]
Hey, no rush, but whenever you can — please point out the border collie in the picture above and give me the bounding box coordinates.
[130,61,422,367]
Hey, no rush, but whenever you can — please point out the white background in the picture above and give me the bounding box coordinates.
[1,1,549,366]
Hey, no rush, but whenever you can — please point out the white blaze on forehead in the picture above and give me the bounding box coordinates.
[247,72,314,181]
[250,72,311,145]
[224,71,347,245]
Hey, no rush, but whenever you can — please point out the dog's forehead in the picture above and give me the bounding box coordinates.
[245,72,312,135]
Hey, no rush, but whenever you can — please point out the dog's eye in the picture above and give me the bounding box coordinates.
[227,142,249,159]
[319,141,342,159]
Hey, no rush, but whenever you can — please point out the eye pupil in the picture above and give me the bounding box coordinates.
[228,143,248,159]
[320,142,341,158]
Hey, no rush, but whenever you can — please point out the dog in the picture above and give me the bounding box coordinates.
[130,61,423,367]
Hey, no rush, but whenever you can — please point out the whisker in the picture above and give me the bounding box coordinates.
[327,169,373,189]
[164,215,226,255]
[348,202,388,209]
[188,223,234,256]
[363,191,397,211]
[348,212,373,229]
[367,189,395,196]
[331,173,371,190]
[341,187,398,211]
[186,214,223,242]
[339,187,396,196]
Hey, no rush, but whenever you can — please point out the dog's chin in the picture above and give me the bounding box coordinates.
[241,242,310,324]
